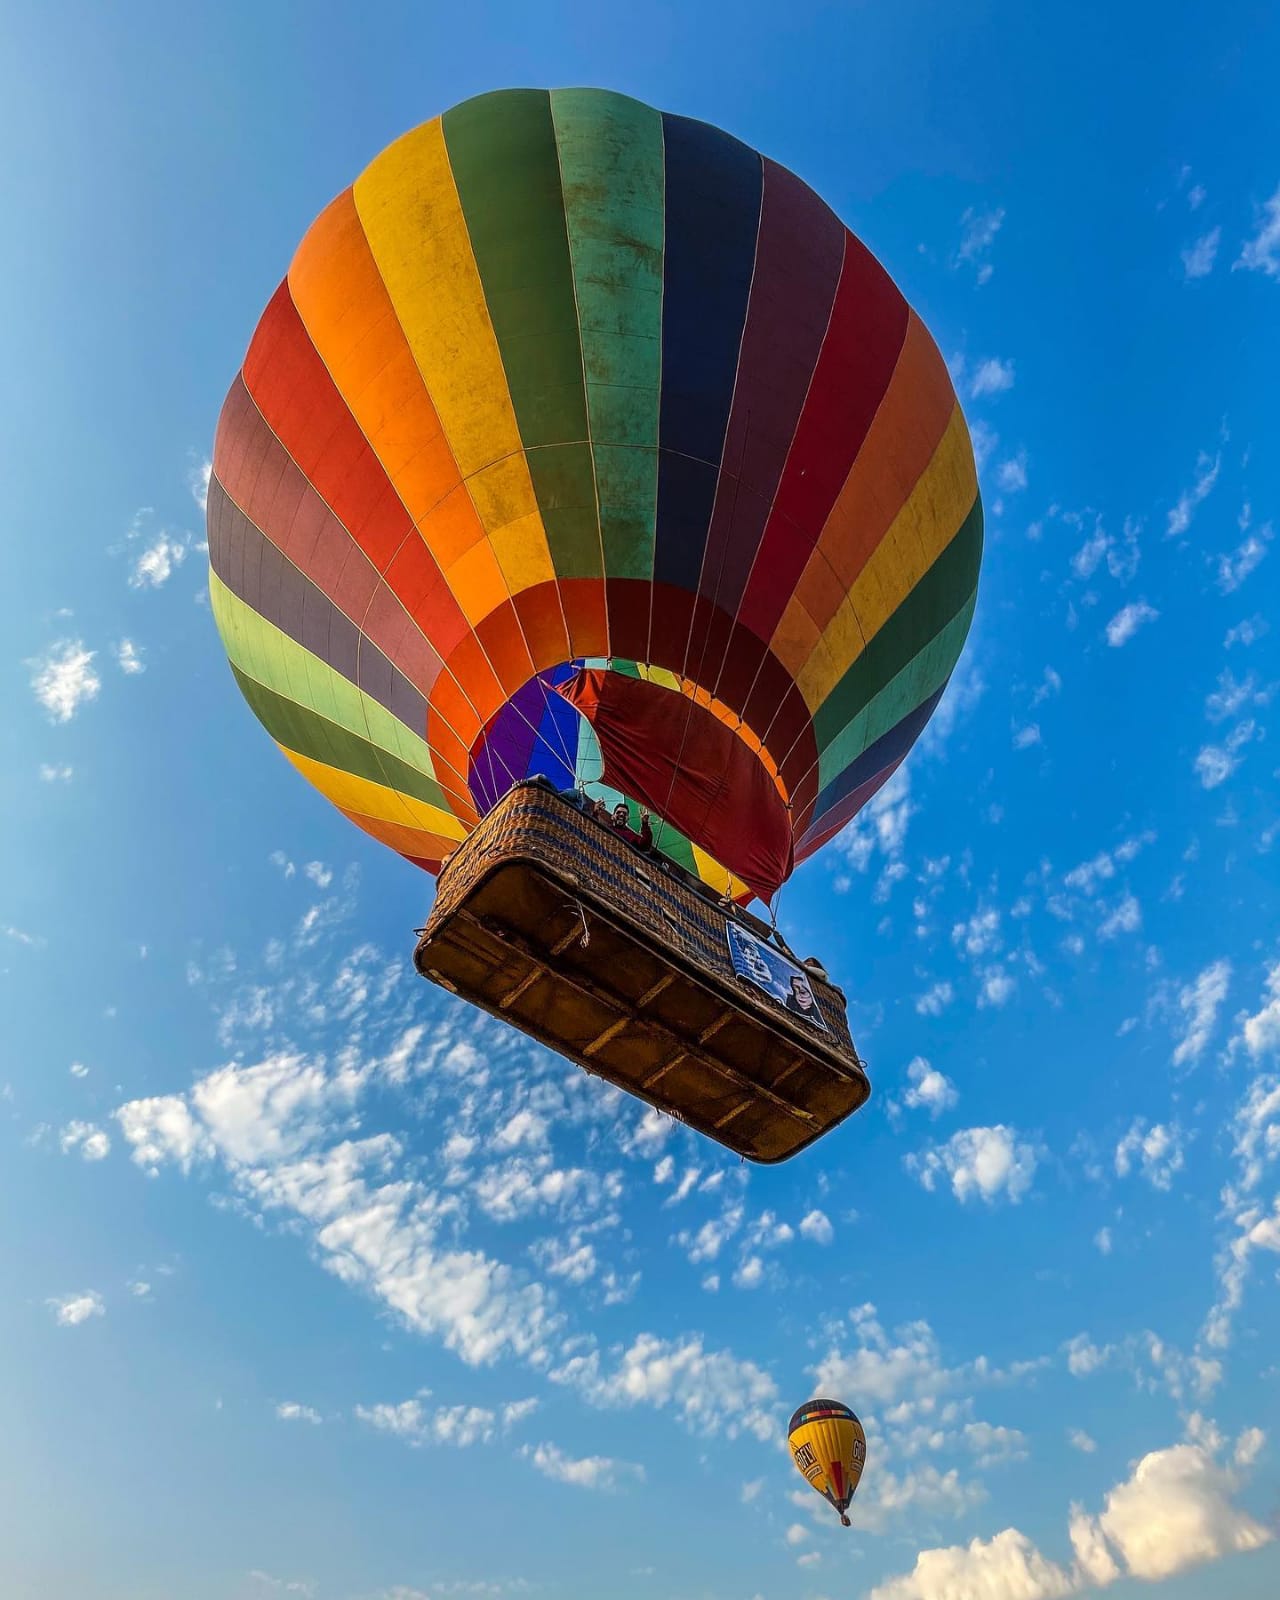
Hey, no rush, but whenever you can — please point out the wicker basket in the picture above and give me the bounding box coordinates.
[414,780,869,1163]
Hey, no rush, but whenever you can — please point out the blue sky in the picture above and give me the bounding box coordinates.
[3,3,1280,1598]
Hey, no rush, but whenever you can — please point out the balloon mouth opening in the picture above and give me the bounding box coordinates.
[467,663,586,815]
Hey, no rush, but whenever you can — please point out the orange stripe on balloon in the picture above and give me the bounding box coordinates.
[289,189,492,578]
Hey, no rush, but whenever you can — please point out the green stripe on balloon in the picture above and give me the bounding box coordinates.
[813,496,984,749]
[816,591,978,790]
[551,88,665,582]
[443,89,601,579]
[211,572,448,808]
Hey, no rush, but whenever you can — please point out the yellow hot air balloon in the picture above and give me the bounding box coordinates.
[788,1398,866,1526]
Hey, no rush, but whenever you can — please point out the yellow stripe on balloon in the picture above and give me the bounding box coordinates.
[796,404,977,712]
[688,843,749,901]
[279,745,468,841]
[338,806,468,865]
[352,119,558,600]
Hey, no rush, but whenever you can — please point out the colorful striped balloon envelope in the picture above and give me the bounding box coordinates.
[208,88,982,904]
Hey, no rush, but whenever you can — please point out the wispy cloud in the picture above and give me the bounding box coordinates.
[1167,452,1220,538]
[1105,601,1158,647]
[59,1121,111,1161]
[116,638,145,675]
[1181,227,1221,279]
[29,640,101,722]
[189,457,213,512]
[953,206,1005,284]
[276,1402,322,1425]
[996,451,1028,493]
[48,1290,105,1326]
[1194,721,1256,789]
[970,358,1015,398]
[130,531,190,589]
[1171,959,1231,1066]
[1216,521,1271,592]
[522,1441,643,1492]
[1234,183,1280,279]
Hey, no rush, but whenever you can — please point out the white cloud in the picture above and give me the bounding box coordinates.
[837,765,914,875]
[129,1280,151,1297]
[276,1402,322,1425]
[799,1209,834,1245]
[871,1439,1269,1599]
[1098,894,1141,941]
[190,457,213,511]
[733,1255,765,1289]
[1205,669,1264,723]
[1105,601,1158,647]
[59,1120,110,1161]
[29,640,101,722]
[1094,1227,1112,1256]
[870,1527,1076,1600]
[916,981,955,1017]
[1181,227,1221,279]
[978,967,1016,1009]
[1194,744,1235,789]
[130,531,190,589]
[116,638,145,675]
[1086,1441,1270,1579]
[39,763,74,782]
[901,1058,959,1119]
[70,1062,89,1079]
[356,1399,500,1449]
[1069,1429,1097,1453]
[785,1523,810,1546]
[970,358,1015,398]
[954,206,1005,282]
[1167,452,1220,538]
[1032,666,1062,705]
[1115,1119,1185,1190]
[1235,1427,1265,1467]
[553,1332,777,1443]
[1216,523,1271,592]
[1172,959,1231,1065]
[247,1574,314,1598]
[953,907,1002,959]
[907,1126,1038,1205]
[1234,962,1280,1064]
[304,861,333,889]
[523,1441,642,1492]
[996,452,1028,493]
[1224,615,1266,649]
[1065,1334,1113,1377]
[1013,723,1041,750]
[48,1290,105,1326]
[1235,183,1280,278]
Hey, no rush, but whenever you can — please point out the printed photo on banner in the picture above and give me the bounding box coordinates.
[725,922,827,1030]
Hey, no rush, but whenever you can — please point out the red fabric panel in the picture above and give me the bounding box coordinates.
[737,232,910,643]
[513,583,571,671]
[559,578,609,659]
[242,283,474,665]
[560,669,795,900]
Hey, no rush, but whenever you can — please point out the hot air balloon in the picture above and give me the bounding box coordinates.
[207,88,981,1161]
[788,1398,867,1526]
